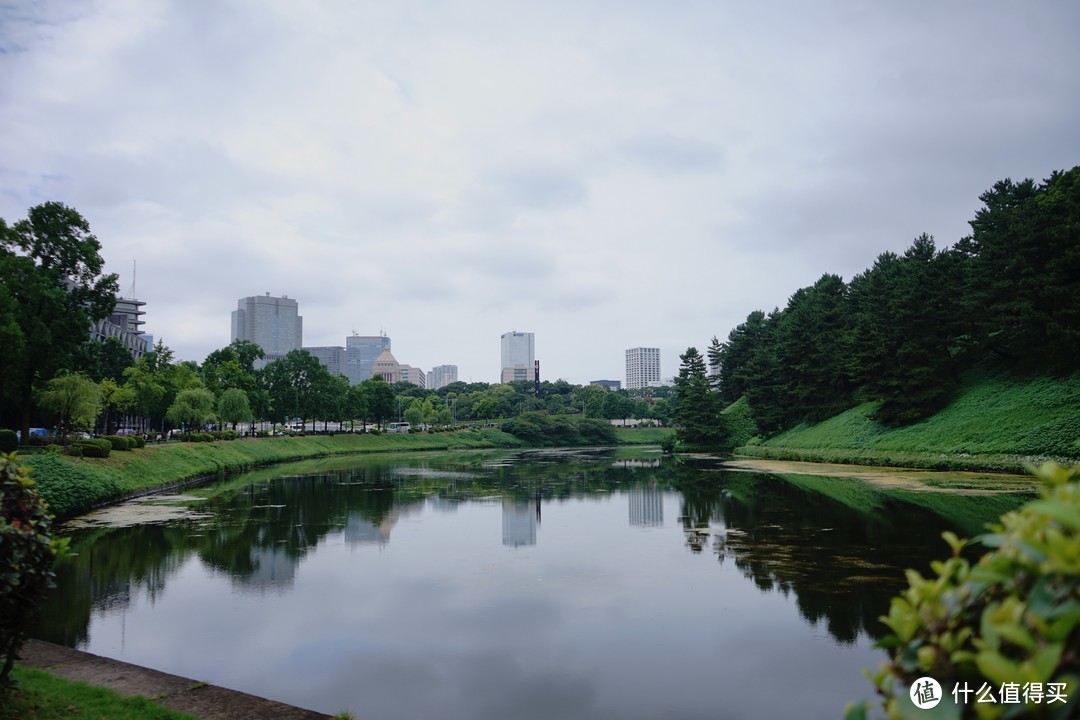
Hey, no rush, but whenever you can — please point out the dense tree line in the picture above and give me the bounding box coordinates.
[711,166,1080,433]
[1,203,670,437]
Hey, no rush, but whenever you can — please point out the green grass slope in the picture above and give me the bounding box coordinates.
[739,372,1080,472]
[24,429,525,518]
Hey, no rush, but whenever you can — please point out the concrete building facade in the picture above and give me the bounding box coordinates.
[399,365,426,388]
[428,364,458,391]
[306,346,345,378]
[91,296,148,357]
[231,294,303,367]
[500,331,535,383]
[371,347,401,384]
[626,347,661,390]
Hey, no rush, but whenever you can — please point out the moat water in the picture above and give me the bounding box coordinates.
[36,448,1032,720]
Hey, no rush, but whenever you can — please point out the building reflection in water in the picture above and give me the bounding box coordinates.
[628,482,664,527]
[233,544,297,592]
[502,497,538,547]
[344,508,400,547]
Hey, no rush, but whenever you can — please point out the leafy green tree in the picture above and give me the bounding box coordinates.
[1,455,68,687]
[346,383,369,431]
[573,384,608,418]
[403,401,423,428]
[97,378,136,435]
[259,350,332,428]
[0,204,119,440]
[217,388,253,430]
[76,337,135,384]
[600,391,635,423]
[166,388,216,432]
[122,341,201,433]
[37,373,101,438]
[673,347,730,449]
[361,376,395,429]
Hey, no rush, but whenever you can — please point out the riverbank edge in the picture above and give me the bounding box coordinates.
[25,427,671,519]
[17,639,331,719]
[26,430,527,519]
[732,444,1079,474]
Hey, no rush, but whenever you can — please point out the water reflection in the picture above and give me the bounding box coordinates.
[502,497,539,547]
[628,482,664,526]
[35,450,1030,719]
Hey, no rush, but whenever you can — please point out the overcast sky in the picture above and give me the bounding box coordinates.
[2,1,1078,386]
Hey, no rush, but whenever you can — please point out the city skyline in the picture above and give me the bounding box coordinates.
[3,3,1077,386]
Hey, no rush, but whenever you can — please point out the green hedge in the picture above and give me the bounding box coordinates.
[101,435,131,451]
[67,439,111,459]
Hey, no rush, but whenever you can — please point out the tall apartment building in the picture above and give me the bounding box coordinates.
[231,293,303,367]
[428,364,458,391]
[626,347,661,389]
[345,334,390,385]
[500,331,535,383]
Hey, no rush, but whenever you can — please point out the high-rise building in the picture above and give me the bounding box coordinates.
[500,331,535,383]
[91,296,148,357]
[626,347,661,389]
[306,345,345,378]
[345,334,391,385]
[399,365,426,388]
[231,293,303,367]
[428,364,458,391]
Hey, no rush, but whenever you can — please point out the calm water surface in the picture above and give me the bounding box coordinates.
[36,449,1029,720]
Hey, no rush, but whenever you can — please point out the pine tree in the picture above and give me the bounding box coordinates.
[673,347,731,449]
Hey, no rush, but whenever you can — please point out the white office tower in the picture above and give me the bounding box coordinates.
[500,331,535,383]
[626,347,661,389]
[429,365,458,390]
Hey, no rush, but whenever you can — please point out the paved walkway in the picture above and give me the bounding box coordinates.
[19,639,332,720]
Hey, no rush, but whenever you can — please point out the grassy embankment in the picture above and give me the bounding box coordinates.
[733,371,1080,473]
[1,666,199,720]
[24,429,525,518]
[23,426,671,518]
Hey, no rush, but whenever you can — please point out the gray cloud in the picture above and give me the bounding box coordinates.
[1,0,1078,382]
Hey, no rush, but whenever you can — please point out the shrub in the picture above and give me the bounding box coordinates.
[847,463,1080,719]
[42,444,62,455]
[101,435,131,451]
[67,438,112,458]
[0,431,16,454]
[128,435,146,449]
[0,453,68,687]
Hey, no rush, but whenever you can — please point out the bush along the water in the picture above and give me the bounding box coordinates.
[846,463,1080,720]
[0,454,69,688]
